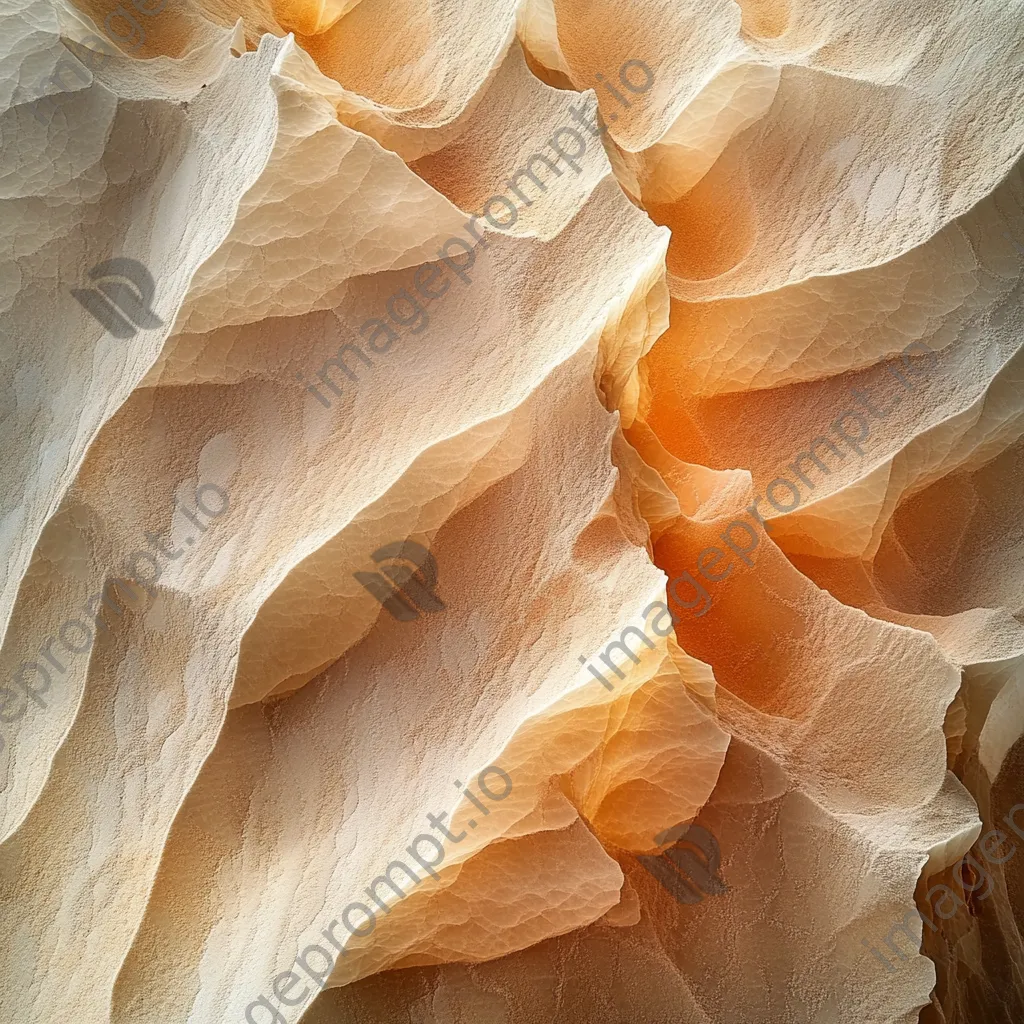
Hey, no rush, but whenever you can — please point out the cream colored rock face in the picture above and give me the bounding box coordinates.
[1,1,1023,1023]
